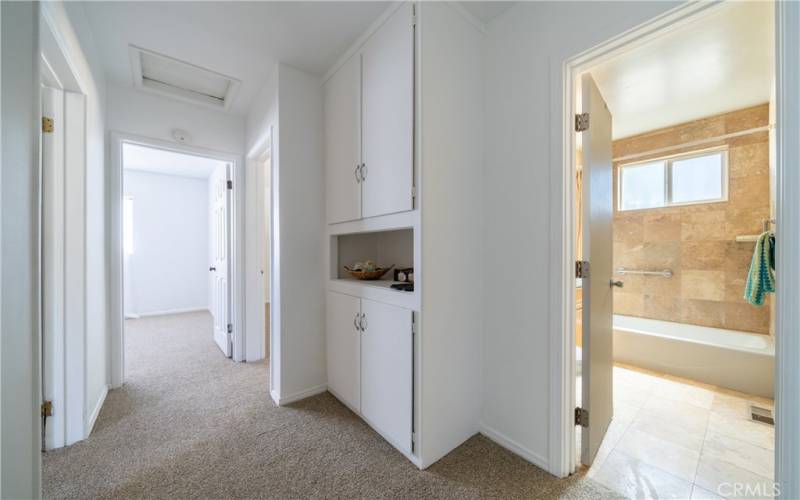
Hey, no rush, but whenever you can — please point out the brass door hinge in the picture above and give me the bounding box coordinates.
[575,113,589,132]
[575,407,588,427]
[41,400,53,417]
[42,116,54,133]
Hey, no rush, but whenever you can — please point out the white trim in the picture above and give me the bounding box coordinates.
[549,0,741,478]
[271,384,327,406]
[110,131,245,387]
[479,424,550,472]
[134,307,209,318]
[774,1,800,499]
[84,385,108,437]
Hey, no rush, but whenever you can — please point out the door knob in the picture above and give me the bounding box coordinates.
[610,280,624,288]
[209,266,216,271]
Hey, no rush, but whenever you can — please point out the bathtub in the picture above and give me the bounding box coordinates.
[613,315,774,398]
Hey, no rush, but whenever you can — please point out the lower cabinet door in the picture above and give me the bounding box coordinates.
[360,298,413,453]
[326,291,361,411]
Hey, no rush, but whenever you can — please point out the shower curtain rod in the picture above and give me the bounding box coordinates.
[613,125,773,163]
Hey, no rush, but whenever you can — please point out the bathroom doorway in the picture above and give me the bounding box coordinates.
[570,2,778,497]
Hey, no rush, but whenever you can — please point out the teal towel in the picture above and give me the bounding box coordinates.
[744,231,775,306]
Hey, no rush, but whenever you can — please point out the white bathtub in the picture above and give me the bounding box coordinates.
[613,315,774,398]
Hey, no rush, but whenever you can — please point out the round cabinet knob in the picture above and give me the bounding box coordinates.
[610,280,624,288]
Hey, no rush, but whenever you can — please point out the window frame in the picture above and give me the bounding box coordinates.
[617,146,729,212]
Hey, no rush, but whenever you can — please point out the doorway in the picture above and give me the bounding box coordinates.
[110,134,242,387]
[566,1,779,497]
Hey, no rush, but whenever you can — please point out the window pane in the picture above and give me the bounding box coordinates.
[670,152,723,204]
[620,161,666,210]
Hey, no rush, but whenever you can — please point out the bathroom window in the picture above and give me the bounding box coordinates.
[618,148,728,211]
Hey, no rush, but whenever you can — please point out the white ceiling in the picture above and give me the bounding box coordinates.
[587,1,774,139]
[459,1,515,23]
[123,143,224,179]
[82,1,389,116]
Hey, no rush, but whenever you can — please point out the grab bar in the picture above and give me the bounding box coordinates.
[615,267,673,278]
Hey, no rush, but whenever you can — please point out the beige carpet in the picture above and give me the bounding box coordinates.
[43,311,621,499]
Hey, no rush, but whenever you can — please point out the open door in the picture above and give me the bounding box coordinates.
[210,163,232,357]
[580,73,614,466]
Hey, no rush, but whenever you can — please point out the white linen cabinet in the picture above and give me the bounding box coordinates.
[324,2,483,470]
[326,290,413,454]
[324,2,414,224]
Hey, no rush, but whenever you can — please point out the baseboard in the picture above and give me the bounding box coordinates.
[479,423,550,472]
[86,385,108,437]
[137,307,209,318]
[273,384,327,406]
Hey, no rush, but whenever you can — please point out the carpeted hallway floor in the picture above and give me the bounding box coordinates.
[43,311,621,499]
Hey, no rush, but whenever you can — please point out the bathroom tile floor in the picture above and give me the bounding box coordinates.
[577,364,775,499]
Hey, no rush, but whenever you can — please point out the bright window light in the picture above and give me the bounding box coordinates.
[123,195,134,255]
[618,148,727,211]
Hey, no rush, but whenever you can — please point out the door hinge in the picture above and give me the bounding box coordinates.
[575,260,590,279]
[42,116,54,133]
[412,3,417,27]
[41,400,53,417]
[411,185,417,200]
[226,180,233,190]
[575,113,589,132]
[227,323,233,334]
[575,407,589,427]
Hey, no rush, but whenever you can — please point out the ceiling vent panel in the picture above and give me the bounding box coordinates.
[129,45,240,111]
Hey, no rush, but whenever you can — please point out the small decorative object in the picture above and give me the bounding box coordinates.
[344,263,394,280]
[394,267,414,283]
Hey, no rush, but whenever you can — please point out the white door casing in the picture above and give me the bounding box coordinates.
[360,298,413,454]
[361,2,414,219]
[326,291,361,411]
[324,52,362,224]
[580,73,614,466]
[41,85,65,450]
[211,163,232,357]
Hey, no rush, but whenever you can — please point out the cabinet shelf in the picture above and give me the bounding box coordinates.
[328,278,418,310]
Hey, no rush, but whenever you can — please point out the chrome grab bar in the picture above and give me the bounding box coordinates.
[615,267,673,278]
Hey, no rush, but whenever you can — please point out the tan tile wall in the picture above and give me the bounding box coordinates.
[612,104,772,334]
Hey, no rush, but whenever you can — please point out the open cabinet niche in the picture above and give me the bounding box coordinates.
[332,228,414,283]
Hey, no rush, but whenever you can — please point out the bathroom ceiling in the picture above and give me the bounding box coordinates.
[81,1,388,116]
[587,1,774,139]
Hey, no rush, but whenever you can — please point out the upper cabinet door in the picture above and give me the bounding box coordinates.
[360,298,413,454]
[361,3,414,219]
[324,53,362,224]
[326,291,362,412]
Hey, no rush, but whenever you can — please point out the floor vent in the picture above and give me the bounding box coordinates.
[750,404,774,426]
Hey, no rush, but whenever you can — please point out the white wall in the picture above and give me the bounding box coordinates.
[42,0,110,439]
[124,170,210,316]
[245,63,325,401]
[418,2,484,467]
[107,83,245,155]
[481,1,678,471]
[1,3,41,496]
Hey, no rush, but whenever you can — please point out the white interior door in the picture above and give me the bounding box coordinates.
[41,85,65,450]
[580,73,614,466]
[210,163,232,357]
[361,2,414,219]
[326,291,361,411]
[360,298,413,454]
[324,52,362,224]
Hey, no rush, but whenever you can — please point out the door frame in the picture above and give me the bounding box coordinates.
[549,1,800,490]
[244,126,275,369]
[40,7,90,449]
[109,131,245,387]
